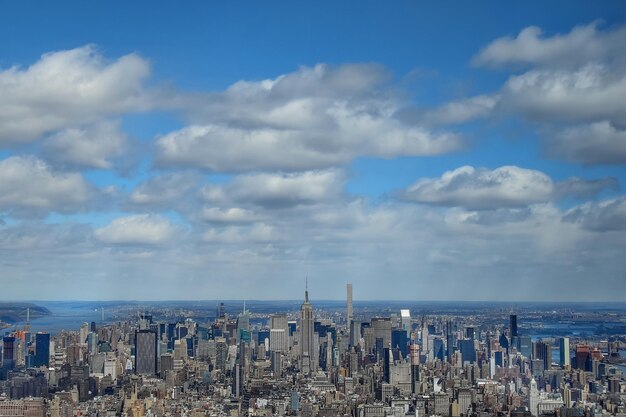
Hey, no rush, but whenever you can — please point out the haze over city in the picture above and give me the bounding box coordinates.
[1,2,626,301]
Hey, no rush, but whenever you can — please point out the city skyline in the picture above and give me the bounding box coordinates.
[1,2,626,301]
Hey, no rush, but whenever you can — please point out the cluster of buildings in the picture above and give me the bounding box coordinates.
[0,287,625,417]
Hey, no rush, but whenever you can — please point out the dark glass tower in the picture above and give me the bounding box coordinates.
[510,314,518,337]
[2,336,16,370]
[34,332,50,367]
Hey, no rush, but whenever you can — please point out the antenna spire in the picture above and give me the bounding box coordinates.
[305,277,309,302]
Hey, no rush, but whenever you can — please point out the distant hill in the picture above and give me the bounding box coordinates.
[0,302,51,324]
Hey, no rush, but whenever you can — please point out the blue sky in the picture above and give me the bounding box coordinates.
[0,2,625,301]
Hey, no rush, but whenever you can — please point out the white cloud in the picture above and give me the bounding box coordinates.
[0,222,91,251]
[553,176,619,199]
[129,172,201,206]
[563,197,626,232]
[466,22,626,166]
[459,208,532,226]
[42,120,129,169]
[155,64,462,171]
[500,63,626,125]
[228,170,344,208]
[201,207,261,223]
[473,21,626,68]
[0,45,151,143]
[0,156,94,216]
[94,214,175,244]
[202,223,278,243]
[423,94,499,125]
[403,165,554,210]
[550,121,626,165]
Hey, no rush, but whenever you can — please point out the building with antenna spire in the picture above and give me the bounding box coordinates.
[300,279,316,375]
[237,300,250,343]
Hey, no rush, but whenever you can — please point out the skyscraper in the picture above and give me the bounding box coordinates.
[400,309,411,333]
[534,340,552,371]
[300,283,315,374]
[371,317,392,353]
[349,319,361,347]
[517,336,532,358]
[34,332,50,367]
[459,339,476,364]
[559,337,570,368]
[270,329,287,353]
[510,314,518,337]
[2,336,16,370]
[346,283,353,325]
[446,320,454,362]
[237,303,250,343]
[391,329,408,358]
[575,344,591,371]
[529,377,539,416]
[135,330,158,375]
[270,314,289,352]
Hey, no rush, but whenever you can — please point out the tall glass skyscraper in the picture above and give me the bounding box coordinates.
[559,337,570,368]
[34,332,50,367]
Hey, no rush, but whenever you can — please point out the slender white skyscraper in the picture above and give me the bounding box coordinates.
[529,377,539,416]
[347,283,353,325]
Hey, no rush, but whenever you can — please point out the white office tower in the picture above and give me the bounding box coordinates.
[347,283,353,324]
[271,314,288,331]
[270,314,289,353]
[529,378,539,416]
[270,329,288,353]
[400,309,411,333]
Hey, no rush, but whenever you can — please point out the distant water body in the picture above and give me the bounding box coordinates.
[10,302,103,334]
[10,300,626,339]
